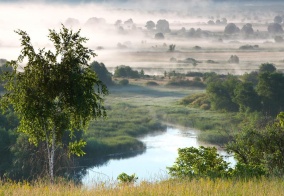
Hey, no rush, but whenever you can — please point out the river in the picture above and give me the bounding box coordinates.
[82,126,235,186]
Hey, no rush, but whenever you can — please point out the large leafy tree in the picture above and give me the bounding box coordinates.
[256,71,284,116]
[206,75,240,112]
[227,112,284,176]
[89,61,113,86]
[233,82,261,112]
[0,26,108,182]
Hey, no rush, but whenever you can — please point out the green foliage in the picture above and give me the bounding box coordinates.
[227,112,284,177]
[168,146,230,179]
[89,61,113,86]
[145,81,159,86]
[117,172,138,184]
[168,146,266,180]
[114,65,140,78]
[167,78,205,88]
[0,25,108,181]
[241,71,258,86]
[230,163,266,179]
[119,79,129,85]
[186,72,204,77]
[259,63,276,73]
[198,130,232,145]
[256,71,284,116]
[179,93,210,110]
[233,82,261,112]
[203,64,284,116]
[84,102,166,158]
[206,75,240,112]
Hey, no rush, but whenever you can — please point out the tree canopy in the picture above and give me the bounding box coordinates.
[0,25,108,182]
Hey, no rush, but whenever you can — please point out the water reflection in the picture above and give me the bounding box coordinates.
[82,126,228,186]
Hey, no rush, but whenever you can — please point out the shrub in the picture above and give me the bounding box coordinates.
[119,79,129,85]
[117,172,138,184]
[167,146,230,179]
[145,81,159,86]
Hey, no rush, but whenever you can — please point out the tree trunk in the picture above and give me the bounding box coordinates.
[45,125,56,184]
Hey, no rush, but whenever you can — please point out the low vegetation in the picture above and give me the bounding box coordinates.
[1,178,284,196]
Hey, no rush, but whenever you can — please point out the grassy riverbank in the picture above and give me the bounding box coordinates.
[1,178,284,196]
[84,80,240,159]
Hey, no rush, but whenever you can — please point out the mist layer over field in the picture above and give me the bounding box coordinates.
[1,0,284,74]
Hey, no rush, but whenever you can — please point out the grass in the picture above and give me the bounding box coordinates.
[84,81,241,158]
[1,178,284,196]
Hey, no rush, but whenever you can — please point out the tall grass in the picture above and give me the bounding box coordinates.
[1,178,284,196]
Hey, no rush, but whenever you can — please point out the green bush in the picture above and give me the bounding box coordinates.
[168,146,266,180]
[119,79,129,85]
[168,146,230,179]
[145,81,159,86]
[117,172,138,184]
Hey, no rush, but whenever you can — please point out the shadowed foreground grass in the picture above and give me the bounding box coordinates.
[1,178,284,196]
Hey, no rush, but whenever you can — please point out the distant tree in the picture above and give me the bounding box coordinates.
[259,63,276,73]
[115,20,122,27]
[221,18,227,25]
[155,32,165,40]
[207,20,215,25]
[124,18,134,29]
[224,23,240,34]
[156,19,170,33]
[168,44,176,52]
[188,28,196,37]
[85,17,106,26]
[119,79,129,85]
[274,16,283,24]
[206,75,240,112]
[228,55,239,64]
[241,23,254,36]
[256,71,284,116]
[114,65,140,78]
[233,82,261,112]
[216,19,221,25]
[267,23,283,34]
[140,69,145,77]
[0,26,108,183]
[241,71,258,86]
[90,61,113,86]
[274,36,284,43]
[145,20,155,30]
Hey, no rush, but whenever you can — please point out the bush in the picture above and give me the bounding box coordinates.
[167,79,205,88]
[168,146,230,179]
[145,81,159,86]
[119,79,129,85]
[114,65,140,78]
[168,146,266,180]
[117,172,138,184]
[179,93,210,109]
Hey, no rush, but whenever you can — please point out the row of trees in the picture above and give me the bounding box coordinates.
[206,63,284,116]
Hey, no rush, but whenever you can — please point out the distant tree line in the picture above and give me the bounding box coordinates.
[205,63,284,116]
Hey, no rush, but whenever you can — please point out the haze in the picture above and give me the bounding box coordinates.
[1,0,284,74]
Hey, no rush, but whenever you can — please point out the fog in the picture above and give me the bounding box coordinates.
[1,0,284,74]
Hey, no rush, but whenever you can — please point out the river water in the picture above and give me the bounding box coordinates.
[82,126,235,186]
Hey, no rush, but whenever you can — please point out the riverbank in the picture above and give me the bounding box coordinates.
[84,82,239,160]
